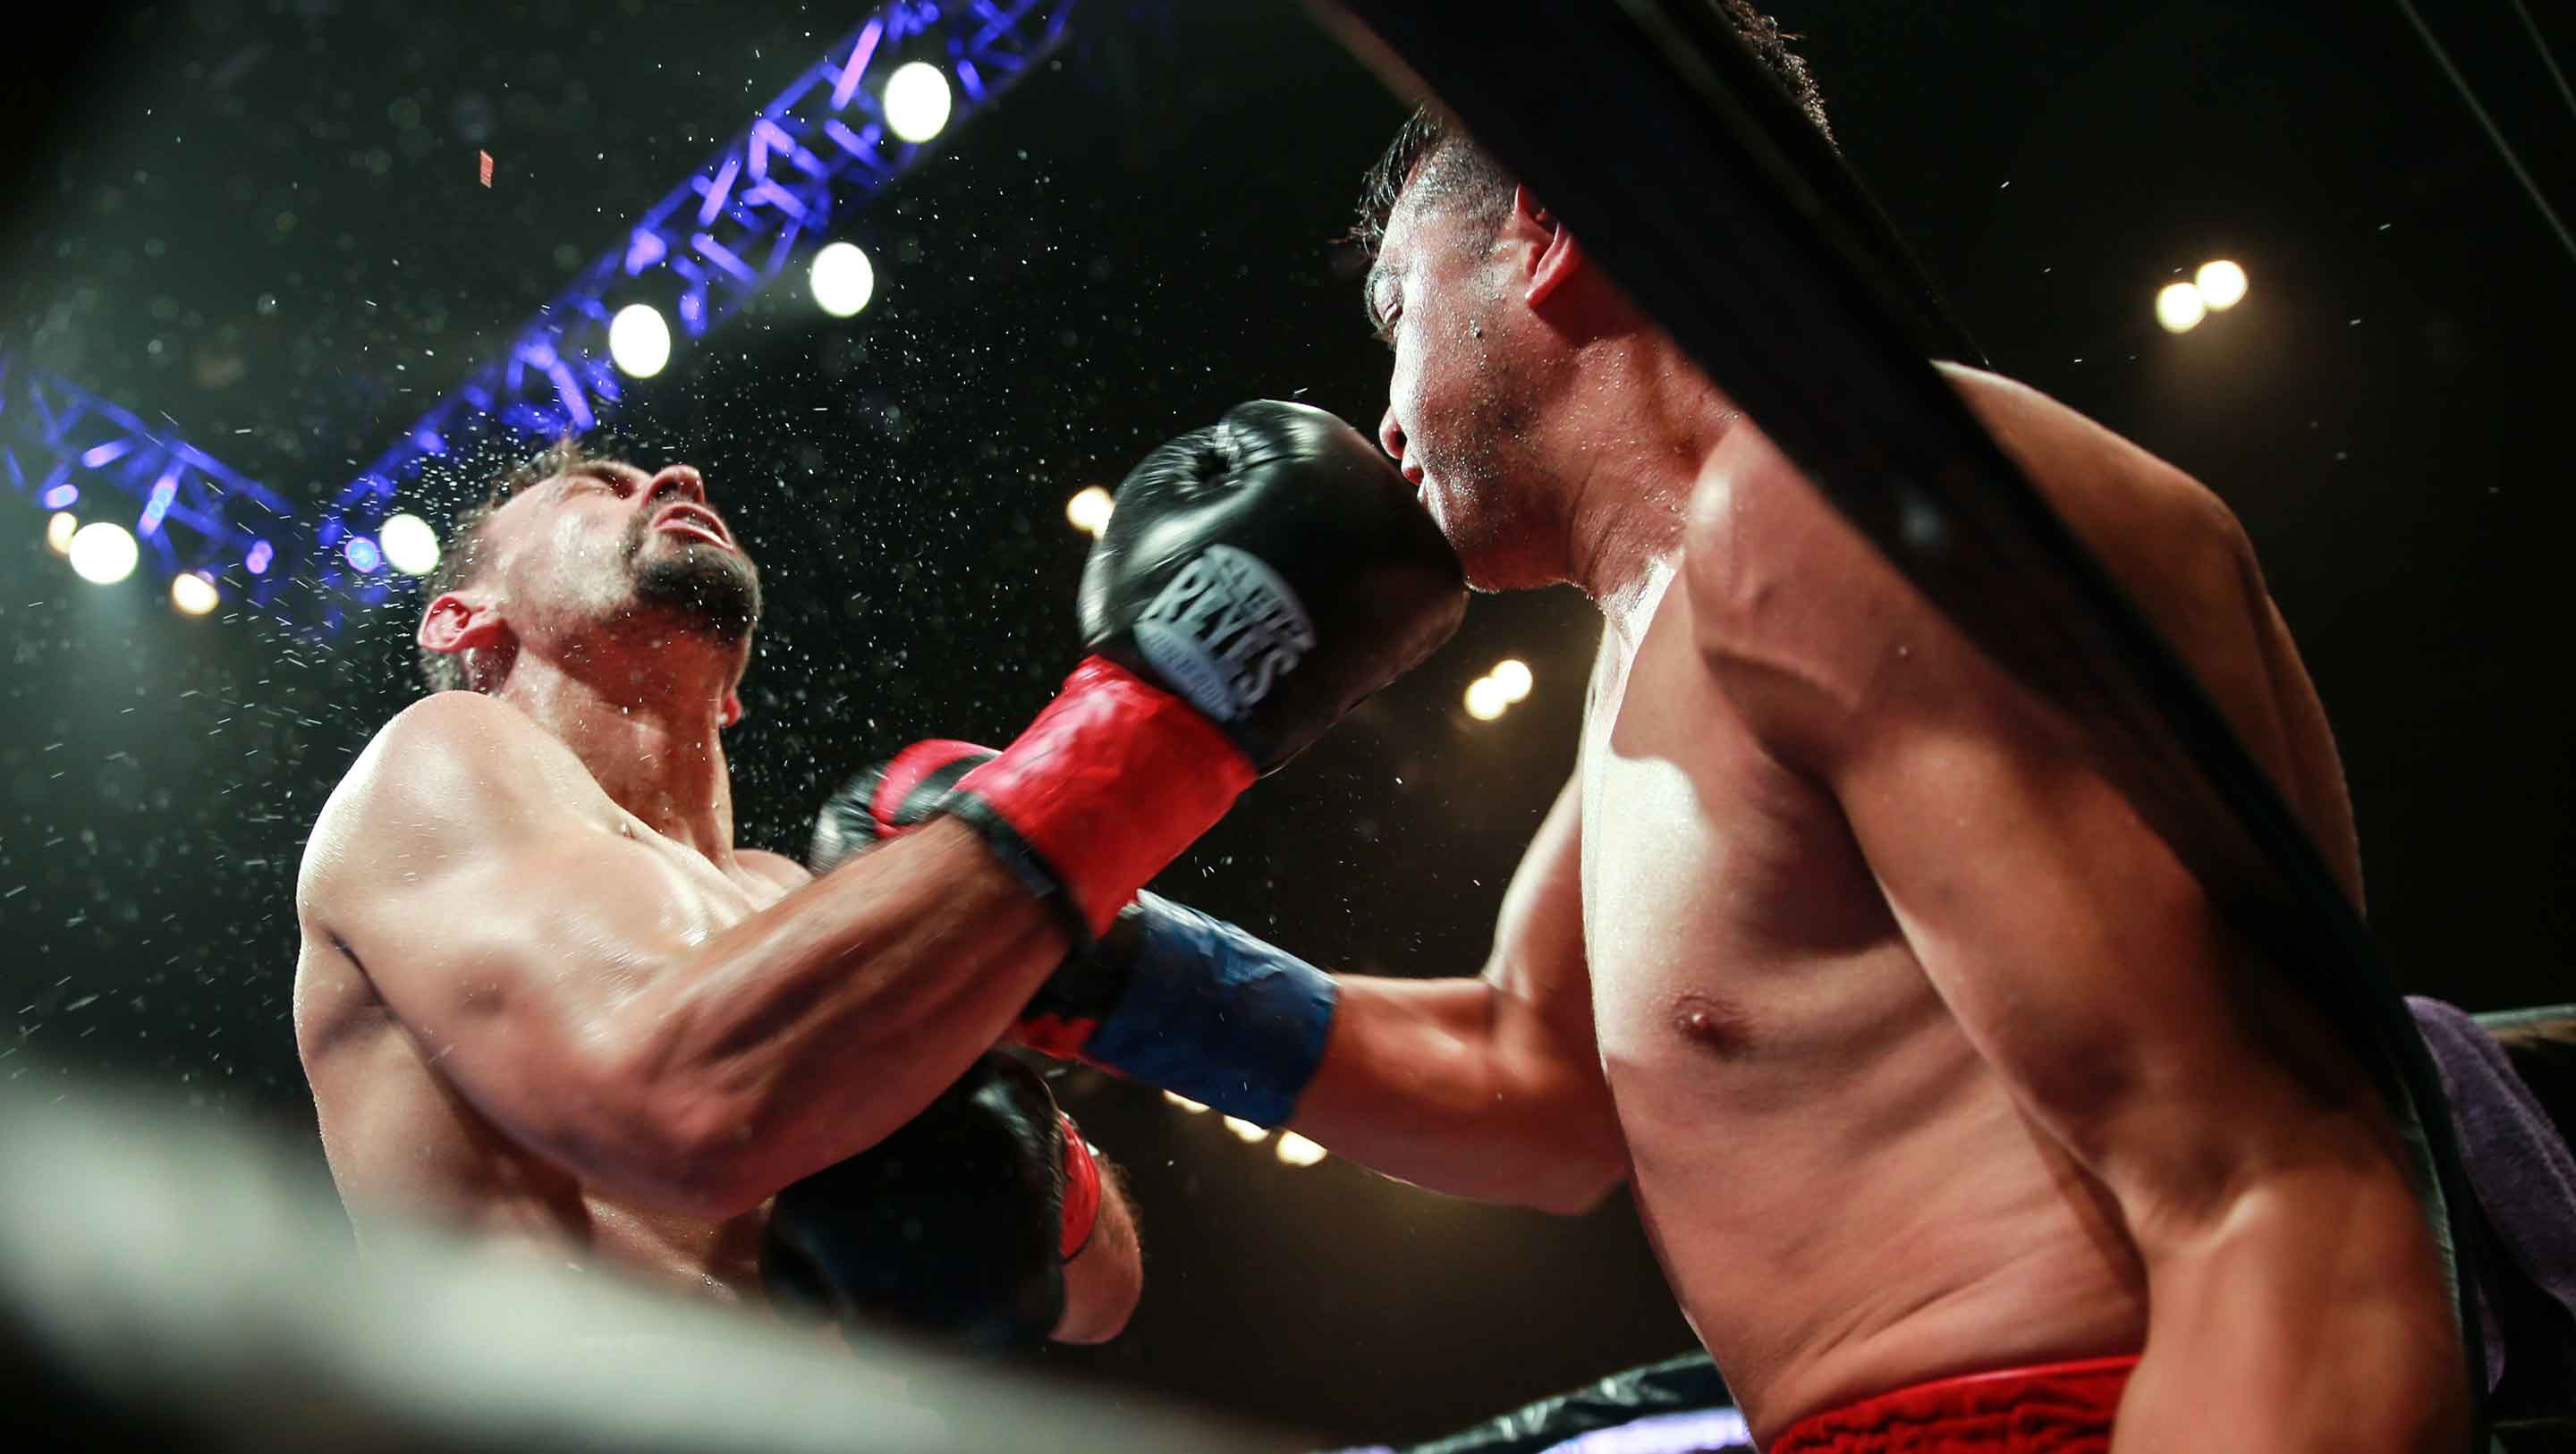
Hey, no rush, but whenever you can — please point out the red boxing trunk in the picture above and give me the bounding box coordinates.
[1767,1356,2139,1454]
[949,657,1257,937]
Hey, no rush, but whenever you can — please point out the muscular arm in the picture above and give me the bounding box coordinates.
[297,692,1071,1222]
[1292,774,1629,1214]
[1684,376,2461,1452]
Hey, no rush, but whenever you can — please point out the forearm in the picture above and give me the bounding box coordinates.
[609,821,1071,1214]
[1053,1156,1141,1344]
[1292,976,1625,1214]
[2113,1162,2465,1454]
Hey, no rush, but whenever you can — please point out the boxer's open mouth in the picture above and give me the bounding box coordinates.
[652,503,733,550]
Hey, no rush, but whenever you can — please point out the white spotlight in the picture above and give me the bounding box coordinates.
[608,302,673,379]
[379,512,442,576]
[2155,282,2207,334]
[1489,658,1533,705]
[1066,486,1115,538]
[882,62,953,144]
[47,511,79,555]
[1274,1131,1327,1167]
[67,521,139,585]
[1221,1115,1269,1144]
[1464,675,1511,722]
[810,241,877,318]
[1162,1090,1210,1115]
[2196,259,2248,310]
[170,571,219,616]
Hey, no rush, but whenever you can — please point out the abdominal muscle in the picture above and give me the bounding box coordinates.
[1605,957,2149,1440]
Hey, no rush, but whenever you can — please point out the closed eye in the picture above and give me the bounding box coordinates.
[1368,298,1402,348]
[1365,272,1402,345]
[568,463,638,497]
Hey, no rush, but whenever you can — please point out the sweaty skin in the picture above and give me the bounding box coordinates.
[295,740,809,1298]
[293,459,1139,1344]
[1623,369,2431,1439]
[1307,373,2453,1445]
[1305,169,2459,1451]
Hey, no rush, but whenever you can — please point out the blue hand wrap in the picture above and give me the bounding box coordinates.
[1080,892,1338,1127]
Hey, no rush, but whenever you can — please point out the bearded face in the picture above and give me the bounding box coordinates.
[620,496,763,647]
[470,458,764,666]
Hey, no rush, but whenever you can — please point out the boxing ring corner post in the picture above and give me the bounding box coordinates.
[1303,0,2500,1445]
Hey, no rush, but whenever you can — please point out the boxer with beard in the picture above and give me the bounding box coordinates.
[292,397,1467,1357]
[292,440,1144,1350]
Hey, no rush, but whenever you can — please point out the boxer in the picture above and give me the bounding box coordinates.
[870,7,2527,1450]
[291,413,1462,1350]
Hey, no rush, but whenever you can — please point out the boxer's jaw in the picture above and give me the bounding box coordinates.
[1377,180,1737,609]
[624,508,764,651]
[1374,190,1575,595]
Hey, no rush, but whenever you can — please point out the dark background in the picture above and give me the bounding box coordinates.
[2,1,2571,1444]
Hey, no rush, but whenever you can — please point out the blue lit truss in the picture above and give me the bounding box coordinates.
[0,356,301,608]
[4,0,1076,633]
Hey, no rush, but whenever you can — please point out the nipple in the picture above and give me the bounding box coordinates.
[1671,992,1754,1058]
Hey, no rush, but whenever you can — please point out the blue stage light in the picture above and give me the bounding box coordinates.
[308,0,1078,632]
[1,362,298,613]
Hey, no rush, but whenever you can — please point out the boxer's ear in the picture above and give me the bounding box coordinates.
[721,653,750,728]
[1518,185,1585,309]
[419,591,509,660]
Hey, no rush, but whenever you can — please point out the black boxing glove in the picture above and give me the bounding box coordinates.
[937,402,1466,937]
[1077,399,1465,770]
[759,1052,1103,1354]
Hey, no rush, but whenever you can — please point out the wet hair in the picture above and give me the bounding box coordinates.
[414,434,622,695]
[1352,1,1834,259]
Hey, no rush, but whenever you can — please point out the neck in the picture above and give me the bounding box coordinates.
[1556,337,1741,634]
[493,636,737,864]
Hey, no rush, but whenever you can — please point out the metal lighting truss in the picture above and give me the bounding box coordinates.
[3,0,1076,633]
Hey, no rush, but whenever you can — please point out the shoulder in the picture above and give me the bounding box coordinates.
[734,848,813,892]
[1935,365,2273,685]
[1939,363,2251,564]
[1679,366,2254,763]
[298,693,582,910]
[1684,365,2246,613]
[330,691,568,828]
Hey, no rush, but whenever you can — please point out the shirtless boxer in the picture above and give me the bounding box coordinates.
[880,11,2490,1450]
[291,418,1462,1350]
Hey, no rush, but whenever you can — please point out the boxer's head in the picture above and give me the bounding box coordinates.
[415,436,765,724]
[1354,1,1830,591]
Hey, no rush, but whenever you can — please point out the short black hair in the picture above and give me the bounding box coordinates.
[414,434,621,695]
[1352,0,1835,258]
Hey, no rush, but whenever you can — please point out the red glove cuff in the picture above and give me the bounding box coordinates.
[1056,1112,1103,1261]
[872,739,997,826]
[947,657,1256,937]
